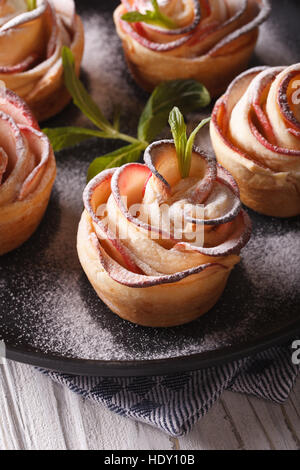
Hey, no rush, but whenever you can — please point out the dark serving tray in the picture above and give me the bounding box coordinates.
[0,0,299,376]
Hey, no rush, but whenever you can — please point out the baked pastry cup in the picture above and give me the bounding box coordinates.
[0,84,56,255]
[114,0,270,97]
[77,140,251,327]
[0,0,84,121]
[210,64,300,218]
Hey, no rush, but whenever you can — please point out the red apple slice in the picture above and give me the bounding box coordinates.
[0,146,7,184]
[211,64,300,217]
[250,67,284,145]
[118,0,270,57]
[0,85,40,129]
[46,0,58,59]
[185,164,241,226]
[226,66,300,174]
[174,209,251,257]
[209,0,270,57]
[84,137,251,279]
[112,162,151,208]
[120,15,192,52]
[144,139,241,227]
[0,1,48,67]
[0,54,38,74]
[144,139,217,201]
[51,0,75,29]
[18,125,53,200]
[131,0,201,36]
[91,230,227,288]
[212,94,267,171]
[111,161,174,241]
[83,168,143,274]
[277,69,300,137]
[0,110,32,205]
[245,67,300,157]
[121,0,134,11]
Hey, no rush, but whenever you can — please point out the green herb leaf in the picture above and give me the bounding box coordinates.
[184,117,211,178]
[46,48,211,183]
[26,0,37,11]
[62,47,112,132]
[87,143,143,182]
[138,80,210,143]
[169,107,211,178]
[121,0,177,30]
[113,105,121,132]
[43,127,109,152]
[168,107,187,178]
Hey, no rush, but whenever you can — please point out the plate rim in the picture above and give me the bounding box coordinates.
[4,317,300,377]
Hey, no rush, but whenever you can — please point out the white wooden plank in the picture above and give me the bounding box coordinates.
[279,380,300,448]
[0,361,67,450]
[0,360,299,450]
[0,361,172,450]
[286,378,300,436]
[51,381,173,450]
[0,361,27,450]
[220,392,273,450]
[244,394,299,450]
[178,397,242,450]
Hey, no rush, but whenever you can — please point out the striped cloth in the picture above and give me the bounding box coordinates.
[40,342,299,437]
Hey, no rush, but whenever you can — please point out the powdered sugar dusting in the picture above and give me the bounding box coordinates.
[244,230,300,298]
[0,3,299,368]
[255,19,295,67]
[0,146,299,363]
[74,12,142,130]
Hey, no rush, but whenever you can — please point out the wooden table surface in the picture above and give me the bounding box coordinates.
[0,359,299,450]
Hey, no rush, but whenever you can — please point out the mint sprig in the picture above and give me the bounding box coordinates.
[26,0,37,11]
[43,47,211,181]
[169,107,211,178]
[121,0,177,30]
[168,107,187,178]
[42,127,109,152]
[61,47,117,137]
[138,79,210,143]
[87,143,144,182]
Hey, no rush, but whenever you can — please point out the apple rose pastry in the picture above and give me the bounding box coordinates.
[0,83,56,255]
[0,0,84,121]
[114,0,270,96]
[210,64,300,218]
[78,114,251,327]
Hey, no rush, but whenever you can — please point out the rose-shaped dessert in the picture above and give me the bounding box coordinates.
[210,64,300,217]
[0,0,84,121]
[77,124,251,326]
[0,83,56,255]
[114,0,270,96]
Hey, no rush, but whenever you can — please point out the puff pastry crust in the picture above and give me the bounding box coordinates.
[114,0,270,96]
[0,85,56,255]
[77,140,251,327]
[210,64,300,217]
[0,0,84,121]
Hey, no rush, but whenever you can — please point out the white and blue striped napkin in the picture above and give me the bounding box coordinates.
[40,343,299,437]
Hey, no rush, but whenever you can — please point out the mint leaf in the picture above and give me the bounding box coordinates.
[45,48,212,183]
[43,127,108,152]
[168,107,187,178]
[184,117,211,178]
[62,47,112,132]
[87,143,143,181]
[26,0,36,11]
[168,107,211,178]
[138,80,210,143]
[121,0,177,29]
[113,105,121,131]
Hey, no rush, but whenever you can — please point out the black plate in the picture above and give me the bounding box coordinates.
[1,0,300,377]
